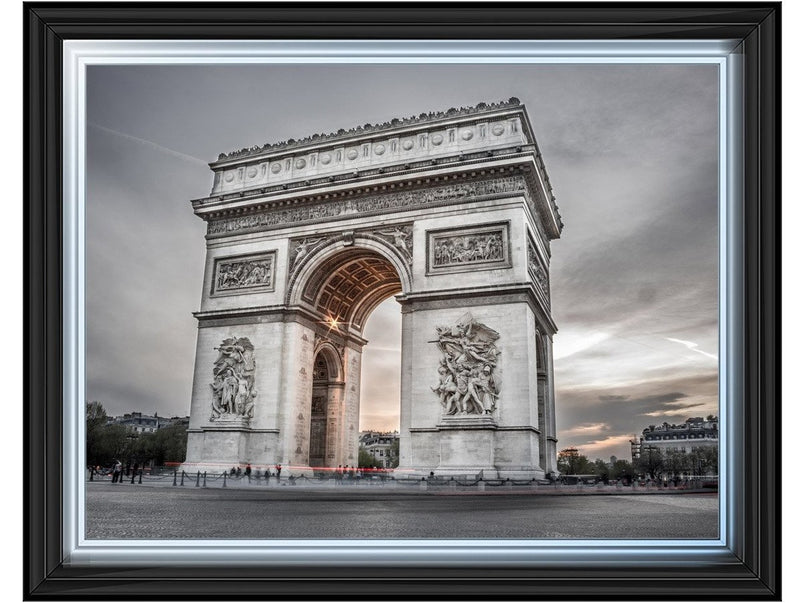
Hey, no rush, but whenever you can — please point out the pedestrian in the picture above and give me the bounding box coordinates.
[230,466,236,476]
[264,469,270,481]
[112,459,122,483]
[236,467,242,477]
[245,463,252,482]
[336,465,342,481]
[275,463,281,481]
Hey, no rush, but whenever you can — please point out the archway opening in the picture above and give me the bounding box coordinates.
[308,349,336,469]
[301,245,404,470]
[358,297,402,468]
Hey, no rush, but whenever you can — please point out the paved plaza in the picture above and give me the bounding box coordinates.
[85,479,718,540]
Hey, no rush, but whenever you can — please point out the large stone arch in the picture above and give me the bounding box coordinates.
[183,98,563,479]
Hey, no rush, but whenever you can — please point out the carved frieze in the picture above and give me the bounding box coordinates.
[207,175,529,236]
[209,337,257,424]
[427,222,510,275]
[212,252,276,295]
[431,313,501,416]
[527,238,550,305]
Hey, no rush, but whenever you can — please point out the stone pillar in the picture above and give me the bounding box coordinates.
[542,335,559,474]
[278,321,316,472]
[397,308,415,470]
[341,346,362,468]
[324,382,344,468]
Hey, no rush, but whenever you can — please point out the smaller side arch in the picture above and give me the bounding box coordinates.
[312,341,344,383]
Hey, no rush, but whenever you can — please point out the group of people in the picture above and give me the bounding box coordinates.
[89,459,140,483]
[229,463,282,481]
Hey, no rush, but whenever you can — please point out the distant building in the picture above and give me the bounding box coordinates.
[631,416,718,461]
[109,411,190,434]
[358,431,399,468]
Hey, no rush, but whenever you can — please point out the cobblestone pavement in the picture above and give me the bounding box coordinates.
[85,481,719,540]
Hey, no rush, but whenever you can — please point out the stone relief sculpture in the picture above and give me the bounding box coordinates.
[433,231,504,268]
[374,225,413,264]
[289,236,326,270]
[214,255,274,292]
[432,313,501,416]
[527,240,550,302]
[210,337,257,422]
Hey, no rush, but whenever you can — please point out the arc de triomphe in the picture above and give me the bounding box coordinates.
[183,98,563,479]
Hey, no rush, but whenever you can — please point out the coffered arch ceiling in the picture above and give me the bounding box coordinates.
[301,248,402,333]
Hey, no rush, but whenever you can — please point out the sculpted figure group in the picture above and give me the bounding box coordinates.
[433,232,504,267]
[216,259,273,291]
[210,337,257,421]
[432,313,501,416]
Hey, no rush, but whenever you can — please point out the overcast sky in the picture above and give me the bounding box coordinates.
[86,62,719,461]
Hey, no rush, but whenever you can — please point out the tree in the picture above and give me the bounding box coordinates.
[689,445,718,476]
[636,446,664,479]
[593,459,611,483]
[664,451,691,481]
[86,401,133,467]
[135,423,188,466]
[388,438,400,468]
[557,447,595,475]
[611,459,636,483]
[358,447,375,468]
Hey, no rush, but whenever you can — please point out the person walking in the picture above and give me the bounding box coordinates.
[275,463,282,482]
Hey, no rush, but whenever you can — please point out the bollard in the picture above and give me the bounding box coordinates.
[131,471,136,484]
[172,470,177,486]
[195,471,200,487]
[180,471,185,486]
[223,472,227,488]
[138,470,143,484]
[203,472,207,488]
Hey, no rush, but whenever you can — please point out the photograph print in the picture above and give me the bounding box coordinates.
[84,61,720,541]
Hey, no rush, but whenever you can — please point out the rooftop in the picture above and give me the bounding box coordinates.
[214,98,524,163]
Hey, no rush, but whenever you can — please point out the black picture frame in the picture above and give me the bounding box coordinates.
[24,3,780,600]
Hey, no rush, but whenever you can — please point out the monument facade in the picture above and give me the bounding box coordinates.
[183,98,563,478]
